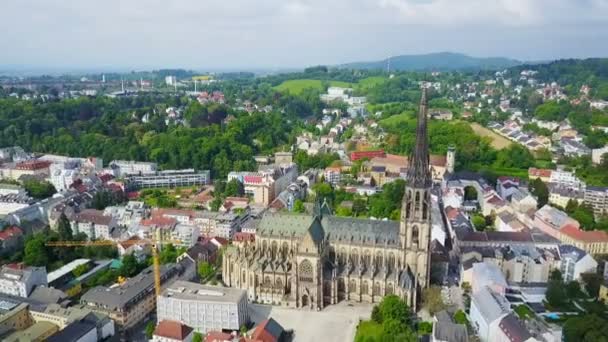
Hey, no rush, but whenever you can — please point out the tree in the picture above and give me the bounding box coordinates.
[581,272,603,297]
[336,206,352,217]
[120,254,140,277]
[453,310,468,325]
[145,321,156,339]
[464,186,478,201]
[471,214,486,231]
[56,213,73,240]
[23,179,56,199]
[312,182,334,204]
[24,233,50,267]
[192,332,203,342]
[293,199,305,213]
[529,178,549,208]
[72,264,89,277]
[564,314,608,341]
[422,286,446,315]
[378,295,411,326]
[198,261,215,280]
[418,321,433,335]
[224,179,244,197]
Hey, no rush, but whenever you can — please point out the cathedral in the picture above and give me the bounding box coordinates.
[222,89,433,310]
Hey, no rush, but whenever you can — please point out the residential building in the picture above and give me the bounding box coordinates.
[497,176,520,199]
[560,138,591,157]
[80,265,183,330]
[0,303,33,337]
[157,281,249,333]
[592,145,608,165]
[172,224,200,248]
[488,313,534,342]
[559,224,608,255]
[31,304,115,340]
[249,318,287,342]
[528,168,552,183]
[0,192,35,216]
[229,164,297,206]
[471,262,508,295]
[470,286,511,342]
[549,167,584,189]
[323,167,341,186]
[495,211,528,232]
[584,186,608,218]
[125,169,211,190]
[71,209,117,240]
[0,183,25,196]
[153,320,194,342]
[0,160,51,181]
[510,188,538,214]
[548,184,584,208]
[108,160,157,177]
[558,244,598,282]
[533,205,579,239]
[165,76,177,86]
[350,150,386,162]
[0,265,47,297]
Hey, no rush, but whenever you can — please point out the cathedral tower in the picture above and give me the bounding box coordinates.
[400,87,432,290]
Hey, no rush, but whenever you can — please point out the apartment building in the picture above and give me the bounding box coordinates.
[71,209,117,240]
[80,265,182,330]
[109,160,157,177]
[584,186,608,218]
[125,169,211,190]
[0,265,47,297]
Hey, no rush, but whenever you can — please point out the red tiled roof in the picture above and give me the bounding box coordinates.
[498,176,520,184]
[152,208,195,219]
[206,331,240,342]
[75,209,112,225]
[561,225,608,243]
[211,237,229,246]
[98,174,114,183]
[371,153,446,168]
[350,150,386,161]
[445,206,460,220]
[15,160,51,170]
[529,168,552,178]
[140,216,177,228]
[0,226,23,241]
[225,197,248,203]
[154,320,193,340]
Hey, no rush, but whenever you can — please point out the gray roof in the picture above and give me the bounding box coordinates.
[472,286,510,324]
[258,213,325,244]
[559,244,588,262]
[499,313,532,342]
[435,310,453,323]
[433,321,468,342]
[47,319,96,342]
[28,286,67,304]
[160,280,246,304]
[81,264,179,311]
[322,216,400,247]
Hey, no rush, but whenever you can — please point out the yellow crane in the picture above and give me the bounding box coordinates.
[46,236,181,299]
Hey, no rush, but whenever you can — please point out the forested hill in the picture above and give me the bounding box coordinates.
[340,52,521,71]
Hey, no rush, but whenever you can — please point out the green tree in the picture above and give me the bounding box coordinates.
[56,213,73,240]
[422,286,446,316]
[72,263,89,277]
[293,199,305,213]
[198,261,215,280]
[192,332,203,342]
[24,233,50,267]
[145,321,156,339]
[23,179,56,199]
[224,179,244,197]
[453,310,468,325]
[564,314,608,341]
[471,215,486,231]
[120,254,140,277]
[529,178,549,208]
[336,206,352,217]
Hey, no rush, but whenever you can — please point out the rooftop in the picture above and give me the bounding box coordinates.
[47,259,90,284]
[161,280,247,303]
[154,320,194,340]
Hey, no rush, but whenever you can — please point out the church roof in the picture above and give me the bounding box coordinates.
[322,216,400,247]
[257,213,325,244]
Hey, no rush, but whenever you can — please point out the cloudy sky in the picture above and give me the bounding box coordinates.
[1,0,608,70]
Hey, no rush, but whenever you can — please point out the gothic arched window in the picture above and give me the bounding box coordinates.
[299,260,314,282]
[412,226,419,245]
[361,280,369,295]
[373,282,381,295]
[275,278,283,290]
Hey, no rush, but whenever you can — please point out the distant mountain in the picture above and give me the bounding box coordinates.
[340,52,522,71]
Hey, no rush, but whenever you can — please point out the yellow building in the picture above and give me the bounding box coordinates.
[599,283,608,304]
[4,321,58,342]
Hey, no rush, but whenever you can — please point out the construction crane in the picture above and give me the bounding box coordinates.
[46,235,181,299]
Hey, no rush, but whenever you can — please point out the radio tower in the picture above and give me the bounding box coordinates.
[387,56,391,74]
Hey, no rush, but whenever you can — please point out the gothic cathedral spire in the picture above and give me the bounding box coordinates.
[406,86,432,188]
[400,86,432,302]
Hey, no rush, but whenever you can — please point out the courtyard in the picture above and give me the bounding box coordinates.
[248,301,374,342]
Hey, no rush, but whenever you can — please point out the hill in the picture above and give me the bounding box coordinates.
[341,52,522,71]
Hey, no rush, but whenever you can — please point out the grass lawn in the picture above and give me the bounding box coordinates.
[379,113,414,127]
[469,122,512,149]
[273,79,353,94]
[354,320,383,341]
[515,304,535,320]
[356,76,388,89]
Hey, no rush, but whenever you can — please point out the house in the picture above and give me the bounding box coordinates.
[469,286,511,342]
[591,145,608,165]
[495,211,528,232]
[177,241,219,270]
[560,138,591,157]
[560,224,608,256]
[471,262,508,295]
[548,184,584,208]
[558,244,598,282]
[510,189,538,214]
[489,313,534,342]
[153,320,194,342]
[323,167,341,186]
[528,168,552,183]
[533,205,579,239]
[496,176,520,199]
[249,318,288,342]
[71,209,117,240]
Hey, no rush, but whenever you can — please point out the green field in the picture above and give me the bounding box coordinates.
[273,79,353,94]
[378,112,413,127]
[356,76,388,89]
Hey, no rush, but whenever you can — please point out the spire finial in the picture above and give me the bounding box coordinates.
[406,86,432,188]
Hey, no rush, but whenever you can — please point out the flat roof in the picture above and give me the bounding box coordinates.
[47,259,90,284]
[160,280,246,304]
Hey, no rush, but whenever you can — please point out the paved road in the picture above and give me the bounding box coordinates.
[249,302,374,342]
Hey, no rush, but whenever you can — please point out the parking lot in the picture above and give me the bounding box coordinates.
[249,302,374,342]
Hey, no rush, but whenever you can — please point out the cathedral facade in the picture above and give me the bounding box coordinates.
[222,89,433,310]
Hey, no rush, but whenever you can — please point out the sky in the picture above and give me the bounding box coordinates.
[1,0,608,71]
